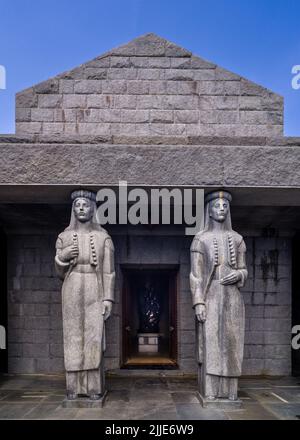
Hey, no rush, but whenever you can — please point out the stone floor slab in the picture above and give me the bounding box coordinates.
[171,391,200,404]
[225,402,277,420]
[262,403,300,420]
[267,387,300,403]
[106,389,130,403]
[0,374,299,420]
[0,403,37,419]
[175,403,228,420]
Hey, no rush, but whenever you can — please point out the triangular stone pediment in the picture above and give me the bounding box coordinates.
[16,33,283,138]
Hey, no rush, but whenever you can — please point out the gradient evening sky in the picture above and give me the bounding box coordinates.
[0,0,299,134]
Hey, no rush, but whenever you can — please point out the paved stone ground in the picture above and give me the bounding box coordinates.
[0,374,299,420]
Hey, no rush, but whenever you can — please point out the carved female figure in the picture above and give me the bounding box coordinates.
[55,189,115,401]
[190,190,247,402]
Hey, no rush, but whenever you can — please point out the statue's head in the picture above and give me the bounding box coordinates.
[71,189,96,223]
[205,190,232,224]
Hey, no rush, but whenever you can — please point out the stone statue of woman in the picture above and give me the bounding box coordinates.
[55,189,115,402]
[190,190,247,405]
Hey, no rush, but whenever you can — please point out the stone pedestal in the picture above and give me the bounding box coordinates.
[62,391,107,408]
[197,393,243,409]
[138,333,159,353]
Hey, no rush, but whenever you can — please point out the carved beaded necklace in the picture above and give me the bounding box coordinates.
[212,233,236,267]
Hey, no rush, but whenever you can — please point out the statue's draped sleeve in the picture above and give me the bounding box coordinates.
[237,238,248,288]
[190,235,206,307]
[102,237,115,303]
[55,235,70,280]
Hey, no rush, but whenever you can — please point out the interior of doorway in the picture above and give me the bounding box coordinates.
[122,266,178,369]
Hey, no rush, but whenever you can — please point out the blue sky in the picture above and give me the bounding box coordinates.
[0,0,299,135]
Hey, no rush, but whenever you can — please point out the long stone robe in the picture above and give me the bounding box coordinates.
[190,230,247,381]
[55,228,115,394]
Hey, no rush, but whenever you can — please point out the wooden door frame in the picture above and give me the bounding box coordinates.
[120,264,179,369]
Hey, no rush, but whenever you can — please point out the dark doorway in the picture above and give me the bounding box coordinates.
[0,228,7,373]
[122,267,178,368]
[292,233,300,376]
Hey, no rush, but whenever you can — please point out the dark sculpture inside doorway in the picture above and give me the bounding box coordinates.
[138,278,161,333]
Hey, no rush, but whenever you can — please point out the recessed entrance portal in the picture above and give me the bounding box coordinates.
[122,267,178,368]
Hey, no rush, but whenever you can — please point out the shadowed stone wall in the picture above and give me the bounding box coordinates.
[242,237,291,376]
[6,231,291,376]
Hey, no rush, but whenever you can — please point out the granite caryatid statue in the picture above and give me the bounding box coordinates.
[55,189,115,401]
[190,190,247,404]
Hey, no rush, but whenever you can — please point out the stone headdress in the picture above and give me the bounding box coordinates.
[203,190,233,232]
[65,189,104,232]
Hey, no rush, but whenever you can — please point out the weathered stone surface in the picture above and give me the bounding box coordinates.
[38,94,62,108]
[14,33,283,137]
[0,142,299,187]
[16,89,38,108]
[15,122,42,134]
[31,109,54,122]
[0,133,271,145]
[150,110,173,123]
[63,95,87,108]
[15,108,31,122]
[222,146,300,186]
[59,80,74,94]
[74,80,102,94]
[34,79,59,94]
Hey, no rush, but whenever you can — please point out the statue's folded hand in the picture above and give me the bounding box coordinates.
[60,244,79,262]
[220,270,242,285]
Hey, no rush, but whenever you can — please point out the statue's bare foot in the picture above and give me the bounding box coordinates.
[67,392,77,400]
[206,395,216,401]
[228,395,237,401]
[89,393,101,400]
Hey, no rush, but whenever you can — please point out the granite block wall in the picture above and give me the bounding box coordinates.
[15,34,283,138]
[242,237,292,376]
